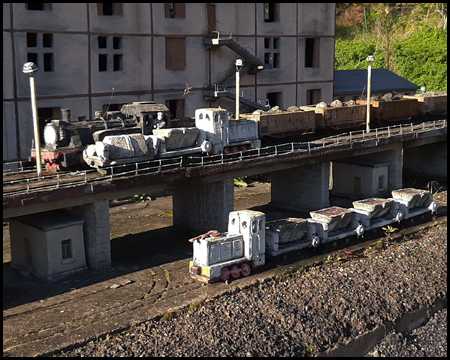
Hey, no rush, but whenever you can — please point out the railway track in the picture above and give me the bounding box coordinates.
[3,120,447,196]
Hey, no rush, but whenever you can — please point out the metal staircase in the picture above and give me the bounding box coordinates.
[203,32,272,111]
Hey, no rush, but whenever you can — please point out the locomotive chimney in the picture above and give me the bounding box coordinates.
[61,108,70,122]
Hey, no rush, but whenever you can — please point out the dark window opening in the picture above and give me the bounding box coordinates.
[273,53,280,68]
[264,3,277,22]
[264,53,271,65]
[305,38,320,68]
[165,3,185,19]
[113,36,122,49]
[61,239,73,260]
[43,33,53,48]
[38,107,61,142]
[306,89,321,105]
[113,54,122,71]
[43,53,54,72]
[27,33,37,47]
[27,53,38,66]
[26,3,52,11]
[98,36,107,48]
[166,99,185,119]
[267,92,282,108]
[99,54,107,71]
[264,38,270,49]
[98,3,122,16]
[102,103,124,114]
[274,38,280,49]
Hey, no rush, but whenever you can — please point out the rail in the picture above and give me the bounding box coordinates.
[3,120,447,196]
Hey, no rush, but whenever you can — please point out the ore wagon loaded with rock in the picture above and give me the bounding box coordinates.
[188,188,437,283]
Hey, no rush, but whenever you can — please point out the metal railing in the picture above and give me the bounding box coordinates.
[3,120,447,196]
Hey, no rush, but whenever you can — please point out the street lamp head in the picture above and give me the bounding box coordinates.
[420,85,427,94]
[23,62,38,74]
[235,58,243,70]
[366,55,375,63]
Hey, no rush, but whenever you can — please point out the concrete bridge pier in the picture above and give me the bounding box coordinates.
[271,162,331,212]
[172,178,234,234]
[69,200,112,271]
[403,141,447,180]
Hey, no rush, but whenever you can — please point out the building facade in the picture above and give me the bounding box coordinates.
[3,3,336,162]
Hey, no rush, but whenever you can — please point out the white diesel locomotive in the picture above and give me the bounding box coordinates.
[189,188,437,283]
[83,108,261,169]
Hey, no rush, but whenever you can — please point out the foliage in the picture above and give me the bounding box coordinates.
[335,3,447,92]
[234,177,248,187]
[132,194,152,203]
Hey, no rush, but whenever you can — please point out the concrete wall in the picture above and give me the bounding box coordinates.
[3,3,336,162]
[271,162,330,212]
[403,141,447,179]
[173,178,234,233]
[68,200,111,271]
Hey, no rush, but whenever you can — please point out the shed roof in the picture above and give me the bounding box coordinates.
[334,69,419,96]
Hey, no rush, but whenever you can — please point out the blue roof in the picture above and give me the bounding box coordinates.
[334,69,419,96]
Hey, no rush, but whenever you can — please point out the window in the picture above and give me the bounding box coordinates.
[43,53,53,72]
[27,32,54,72]
[166,99,185,119]
[267,92,282,108]
[97,3,122,16]
[165,37,186,70]
[97,36,123,72]
[61,239,73,260]
[306,89,321,105]
[27,33,37,47]
[378,176,384,191]
[264,37,280,68]
[264,3,277,22]
[25,3,52,11]
[43,33,53,47]
[165,3,185,18]
[305,38,320,68]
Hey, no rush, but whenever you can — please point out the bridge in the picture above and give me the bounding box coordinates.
[3,120,447,276]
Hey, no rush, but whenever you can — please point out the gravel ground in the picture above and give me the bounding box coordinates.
[366,308,447,357]
[53,221,447,357]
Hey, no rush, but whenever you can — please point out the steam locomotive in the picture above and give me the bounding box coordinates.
[30,92,446,172]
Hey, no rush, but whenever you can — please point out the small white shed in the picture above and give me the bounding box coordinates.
[9,211,86,279]
[331,159,390,199]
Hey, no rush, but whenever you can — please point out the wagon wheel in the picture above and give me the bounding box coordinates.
[230,265,241,279]
[220,267,230,281]
[240,263,251,277]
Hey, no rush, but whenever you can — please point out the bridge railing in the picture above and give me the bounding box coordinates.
[3,119,447,196]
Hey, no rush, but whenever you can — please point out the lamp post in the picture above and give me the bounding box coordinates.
[23,62,42,178]
[235,59,243,119]
[366,55,375,133]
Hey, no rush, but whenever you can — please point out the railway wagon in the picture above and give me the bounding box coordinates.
[240,108,316,138]
[189,188,437,283]
[356,98,419,123]
[403,92,447,117]
[299,101,367,130]
[83,108,261,169]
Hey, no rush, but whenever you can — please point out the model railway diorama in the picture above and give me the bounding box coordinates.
[188,188,438,283]
[26,92,446,173]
